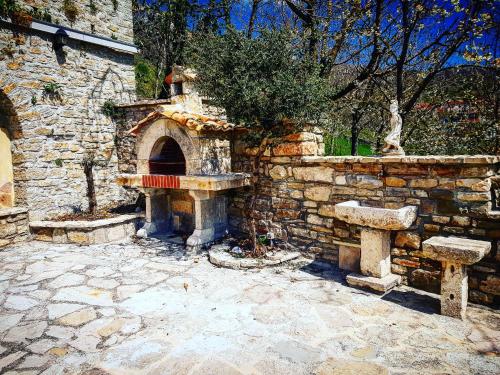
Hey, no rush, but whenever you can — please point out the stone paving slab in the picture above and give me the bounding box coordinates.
[0,239,499,374]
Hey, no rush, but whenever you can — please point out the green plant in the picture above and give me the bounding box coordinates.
[101,99,124,119]
[88,0,97,15]
[54,159,63,167]
[112,0,118,12]
[62,0,78,23]
[0,0,16,18]
[0,42,15,59]
[28,7,51,22]
[31,95,37,105]
[110,33,117,40]
[43,82,61,95]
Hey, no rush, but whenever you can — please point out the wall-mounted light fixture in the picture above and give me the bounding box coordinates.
[53,28,69,50]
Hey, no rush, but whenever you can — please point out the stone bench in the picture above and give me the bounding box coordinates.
[422,236,491,320]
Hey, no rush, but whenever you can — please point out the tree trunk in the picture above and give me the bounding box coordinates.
[350,109,361,156]
[83,158,97,215]
[247,0,260,38]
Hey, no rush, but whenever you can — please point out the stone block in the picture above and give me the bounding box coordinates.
[360,229,391,278]
[318,204,336,217]
[395,231,421,249]
[268,165,287,180]
[292,167,334,183]
[339,245,360,272]
[385,177,406,187]
[304,186,331,201]
[272,142,318,156]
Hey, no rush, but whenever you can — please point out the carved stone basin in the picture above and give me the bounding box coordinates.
[334,200,417,231]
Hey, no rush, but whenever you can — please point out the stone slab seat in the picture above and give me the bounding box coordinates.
[422,236,491,320]
[421,236,490,265]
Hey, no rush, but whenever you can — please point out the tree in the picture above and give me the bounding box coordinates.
[187,29,333,252]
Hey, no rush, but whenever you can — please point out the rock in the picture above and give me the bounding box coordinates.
[0,313,24,333]
[18,354,49,369]
[27,339,58,354]
[48,303,85,320]
[87,278,119,289]
[0,351,26,371]
[46,325,75,340]
[4,295,39,311]
[52,286,113,306]
[395,232,421,250]
[3,321,48,343]
[69,335,101,352]
[347,175,383,189]
[385,177,406,187]
[272,142,318,156]
[269,165,288,180]
[314,358,388,375]
[318,204,336,217]
[304,186,331,201]
[58,307,97,326]
[292,167,334,183]
[48,273,85,288]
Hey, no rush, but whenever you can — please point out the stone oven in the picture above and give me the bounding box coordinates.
[117,67,250,251]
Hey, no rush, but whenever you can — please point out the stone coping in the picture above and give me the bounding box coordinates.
[0,207,29,218]
[30,213,144,230]
[116,99,171,108]
[117,173,251,191]
[300,155,500,165]
[209,245,301,269]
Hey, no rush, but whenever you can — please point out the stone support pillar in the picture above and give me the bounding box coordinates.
[441,262,467,320]
[360,229,391,278]
[346,228,401,293]
[186,190,227,253]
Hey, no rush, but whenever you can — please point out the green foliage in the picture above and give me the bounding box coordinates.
[187,29,333,128]
[324,135,372,156]
[101,99,124,119]
[88,0,98,15]
[43,83,61,95]
[28,6,51,22]
[54,159,63,167]
[110,33,117,40]
[134,56,158,99]
[31,95,37,105]
[0,0,17,18]
[112,0,118,12]
[62,0,78,23]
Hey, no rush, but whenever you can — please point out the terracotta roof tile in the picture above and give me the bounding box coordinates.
[127,106,246,136]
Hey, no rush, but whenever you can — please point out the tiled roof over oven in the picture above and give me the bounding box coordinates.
[127,106,246,135]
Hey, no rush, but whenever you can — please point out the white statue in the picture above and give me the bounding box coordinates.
[382,99,405,156]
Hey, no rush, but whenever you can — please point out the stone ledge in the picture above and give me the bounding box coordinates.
[209,246,300,269]
[30,213,144,230]
[300,155,500,165]
[29,213,145,245]
[0,207,29,218]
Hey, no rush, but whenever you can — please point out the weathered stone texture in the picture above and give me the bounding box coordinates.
[1,2,136,220]
[0,207,30,247]
[230,140,500,306]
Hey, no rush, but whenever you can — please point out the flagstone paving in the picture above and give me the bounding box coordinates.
[0,239,499,374]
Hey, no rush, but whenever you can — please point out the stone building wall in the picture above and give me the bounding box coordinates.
[0,207,30,247]
[229,134,500,307]
[0,0,137,220]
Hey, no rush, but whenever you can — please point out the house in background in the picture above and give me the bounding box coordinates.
[0,0,137,220]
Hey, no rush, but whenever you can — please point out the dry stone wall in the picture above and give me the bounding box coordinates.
[229,135,500,307]
[0,0,136,220]
[0,207,30,247]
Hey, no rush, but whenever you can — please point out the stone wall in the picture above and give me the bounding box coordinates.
[0,0,137,220]
[0,207,30,248]
[229,134,500,307]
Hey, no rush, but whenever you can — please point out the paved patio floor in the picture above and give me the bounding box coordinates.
[0,239,499,375]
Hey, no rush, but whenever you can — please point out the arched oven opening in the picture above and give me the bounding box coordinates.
[149,136,186,175]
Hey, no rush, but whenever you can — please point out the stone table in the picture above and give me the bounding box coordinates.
[422,236,491,320]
